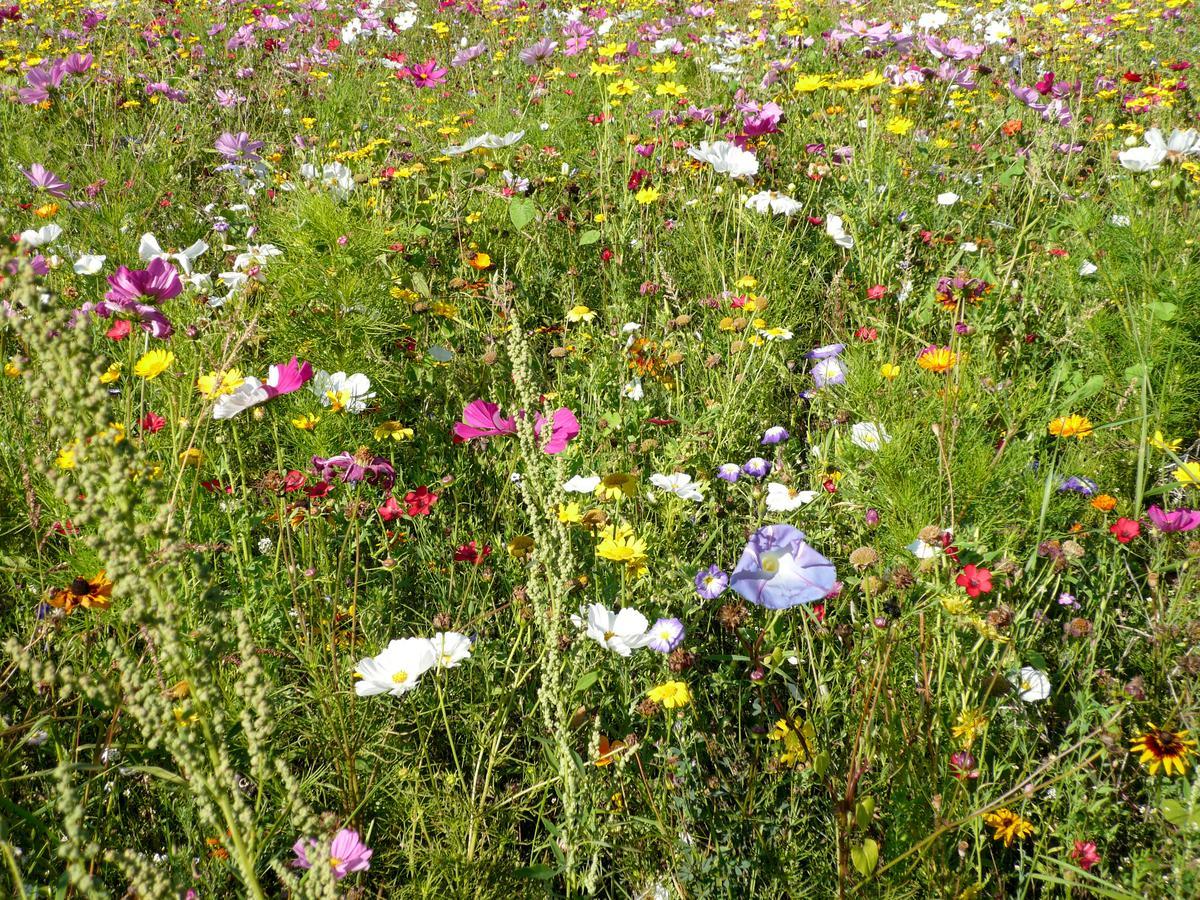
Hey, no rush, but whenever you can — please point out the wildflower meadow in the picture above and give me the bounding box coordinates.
[3,0,1200,896]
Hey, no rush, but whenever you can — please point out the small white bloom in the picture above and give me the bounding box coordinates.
[649,472,705,502]
[765,482,817,511]
[428,632,473,669]
[1110,214,1131,227]
[686,140,759,179]
[744,190,803,216]
[936,192,960,206]
[309,370,375,414]
[825,214,854,249]
[1078,260,1098,277]
[563,474,601,493]
[138,233,209,275]
[622,378,645,401]
[581,604,650,656]
[18,224,62,247]
[907,538,940,559]
[1010,666,1051,702]
[212,378,270,420]
[850,422,891,451]
[443,130,526,156]
[73,254,106,275]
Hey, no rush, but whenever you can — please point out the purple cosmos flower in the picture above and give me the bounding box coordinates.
[1058,476,1098,496]
[716,463,741,483]
[694,564,728,600]
[810,357,847,388]
[292,828,372,880]
[743,457,772,479]
[452,41,487,67]
[729,524,837,609]
[215,131,264,163]
[646,617,686,653]
[312,450,395,490]
[1147,505,1200,533]
[924,35,985,61]
[104,258,182,304]
[18,62,66,105]
[519,38,558,66]
[761,426,790,445]
[62,53,93,75]
[22,164,71,198]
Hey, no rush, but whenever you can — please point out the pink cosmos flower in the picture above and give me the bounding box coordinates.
[453,400,578,454]
[1147,505,1200,533]
[292,827,372,880]
[265,357,314,398]
[403,59,448,88]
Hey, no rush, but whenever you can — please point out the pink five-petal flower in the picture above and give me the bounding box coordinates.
[453,399,517,441]
[534,407,580,454]
[265,357,314,398]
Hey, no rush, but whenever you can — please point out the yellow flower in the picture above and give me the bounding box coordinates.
[646,681,691,709]
[99,363,122,384]
[374,421,414,441]
[292,414,320,431]
[880,363,900,380]
[1047,414,1093,439]
[56,443,78,470]
[655,80,687,98]
[651,59,677,75]
[982,809,1034,847]
[1149,430,1182,452]
[178,447,203,467]
[134,349,174,380]
[197,369,245,399]
[34,203,58,218]
[951,707,988,749]
[507,535,535,561]
[607,78,636,96]
[557,502,583,524]
[468,251,491,270]
[597,531,648,571]
[595,473,638,501]
[1173,462,1200,488]
[768,717,817,767]
[917,346,957,374]
[886,116,915,135]
[634,186,660,205]
[567,305,596,323]
[1131,724,1197,776]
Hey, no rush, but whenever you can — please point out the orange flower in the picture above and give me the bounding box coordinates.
[1091,494,1117,512]
[1001,119,1024,136]
[48,572,113,613]
[917,345,957,374]
[1048,414,1094,439]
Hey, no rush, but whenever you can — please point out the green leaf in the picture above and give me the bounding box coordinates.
[1059,373,1105,411]
[1149,300,1177,321]
[1124,363,1149,382]
[509,198,537,231]
[579,229,601,246]
[513,865,559,880]
[1162,799,1199,830]
[411,271,431,298]
[573,670,599,694]
[855,797,875,831]
[850,839,879,876]
[999,159,1025,186]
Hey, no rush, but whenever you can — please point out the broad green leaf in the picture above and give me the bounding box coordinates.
[509,198,537,231]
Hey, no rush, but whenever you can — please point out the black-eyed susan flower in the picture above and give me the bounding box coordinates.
[982,808,1034,846]
[1131,725,1197,776]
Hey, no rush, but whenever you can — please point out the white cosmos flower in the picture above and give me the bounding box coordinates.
[622,378,645,401]
[686,140,759,179]
[232,243,283,271]
[1118,128,1200,172]
[73,254,106,275]
[765,483,818,511]
[579,603,651,656]
[918,11,949,29]
[563,474,601,493]
[428,632,472,669]
[310,370,374,414]
[138,233,209,275]
[212,378,270,420]
[745,190,802,216]
[1078,260,1098,276]
[825,214,854,249]
[649,472,705,502]
[443,131,526,156]
[19,224,62,247]
[300,162,355,197]
[1010,666,1051,702]
[906,538,940,559]
[393,10,417,30]
[936,192,960,206]
[850,422,892,451]
[354,637,438,696]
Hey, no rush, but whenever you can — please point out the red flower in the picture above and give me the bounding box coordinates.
[200,479,232,495]
[139,411,166,433]
[855,326,878,342]
[1110,517,1140,543]
[1070,840,1100,871]
[404,486,438,516]
[106,319,132,341]
[866,284,888,300]
[454,540,491,565]
[812,603,826,623]
[377,495,403,522]
[305,481,333,499]
[955,564,992,598]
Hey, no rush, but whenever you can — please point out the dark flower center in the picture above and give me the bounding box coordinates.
[70,577,92,596]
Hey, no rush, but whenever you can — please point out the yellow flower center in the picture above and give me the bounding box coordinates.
[391,670,409,684]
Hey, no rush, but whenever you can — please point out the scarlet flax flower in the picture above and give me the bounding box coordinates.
[955,564,992,598]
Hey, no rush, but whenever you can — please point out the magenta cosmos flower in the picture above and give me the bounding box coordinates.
[22,164,71,198]
[312,450,395,490]
[293,827,372,880]
[729,525,837,609]
[87,258,182,339]
[453,399,579,454]
[1147,505,1200,533]
[403,58,448,88]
